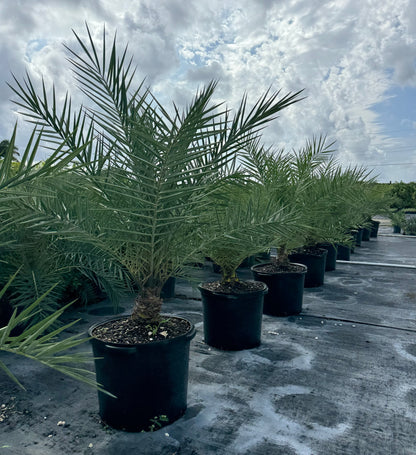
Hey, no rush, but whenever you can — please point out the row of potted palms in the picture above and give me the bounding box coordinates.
[0,26,388,431]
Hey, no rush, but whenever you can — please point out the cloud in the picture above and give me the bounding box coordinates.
[0,0,415,181]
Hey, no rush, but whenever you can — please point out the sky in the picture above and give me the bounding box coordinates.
[0,0,416,182]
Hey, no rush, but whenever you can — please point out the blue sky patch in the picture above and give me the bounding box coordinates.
[372,86,416,138]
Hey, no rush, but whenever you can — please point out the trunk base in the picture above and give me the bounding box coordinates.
[131,289,163,322]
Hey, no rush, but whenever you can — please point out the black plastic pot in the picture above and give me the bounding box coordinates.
[240,256,256,267]
[361,227,371,241]
[317,243,337,271]
[288,248,327,288]
[352,228,363,247]
[393,225,401,234]
[255,251,271,262]
[251,262,307,316]
[337,244,351,261]
[212,262,222,274]
[370,220,380,238]
[89,316,196,432]
[198,281,267,350]
[161,276,176,298]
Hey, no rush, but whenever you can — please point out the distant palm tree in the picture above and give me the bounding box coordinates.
[0,140,19,160]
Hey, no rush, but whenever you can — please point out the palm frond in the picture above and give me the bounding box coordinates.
[0,274,110,394]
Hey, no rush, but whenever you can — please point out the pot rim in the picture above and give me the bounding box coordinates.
[289,247,328,258]
[88,314,196,348]
[251,261,308,276]
[317,242,337,248]
[197,279,268,296]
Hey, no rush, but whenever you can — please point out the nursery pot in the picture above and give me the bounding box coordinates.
[361,227,371,241]
[212,262,222,274]
[352,229,363,247]
[289,248,328,288]
[370,220,380,238]
[198,281,267,350]
[393,225,401,234]
[89,316,196,432]
[161,276,176,299]
[337,244,351,261]
[251,262,307,316]
[317,243,337,271]
[240,255,256,268]
[255,251,271,262]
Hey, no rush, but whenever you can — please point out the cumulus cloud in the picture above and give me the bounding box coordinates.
[0,0,415,181]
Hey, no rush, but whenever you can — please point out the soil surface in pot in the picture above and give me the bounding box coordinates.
[254,263,305,274]
[91,316,191,344]
[200,280,264,294]
[291,246,325,256]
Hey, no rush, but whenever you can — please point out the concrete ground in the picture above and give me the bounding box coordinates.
[1,225,416,454]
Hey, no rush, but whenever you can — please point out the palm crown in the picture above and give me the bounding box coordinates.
[8,25,303,321]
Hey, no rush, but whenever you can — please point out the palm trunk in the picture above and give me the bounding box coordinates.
[276,245,290,266]
[131,288,163,322]
[220,267,239,285]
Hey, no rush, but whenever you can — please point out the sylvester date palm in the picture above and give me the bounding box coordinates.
[9,25,304,323]
[200,175,306,285]
[0,125,107,391]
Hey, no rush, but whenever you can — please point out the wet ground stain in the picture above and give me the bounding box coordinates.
[273,393,345,428]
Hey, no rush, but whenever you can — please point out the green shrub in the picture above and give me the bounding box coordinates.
[389,182,416,210]
[403,217,416,235]
[389,209,406,228]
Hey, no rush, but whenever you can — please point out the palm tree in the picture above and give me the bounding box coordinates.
[8,25,304,325]
[240,140,314,266]
[200,166,305,285]
[0,127,107,391]
[0,139,19,160]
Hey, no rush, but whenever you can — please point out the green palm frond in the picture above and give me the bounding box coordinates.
[0,270,109,394]
[0,169,134,319]
[201,180,307,282]
[0,124,88,192]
